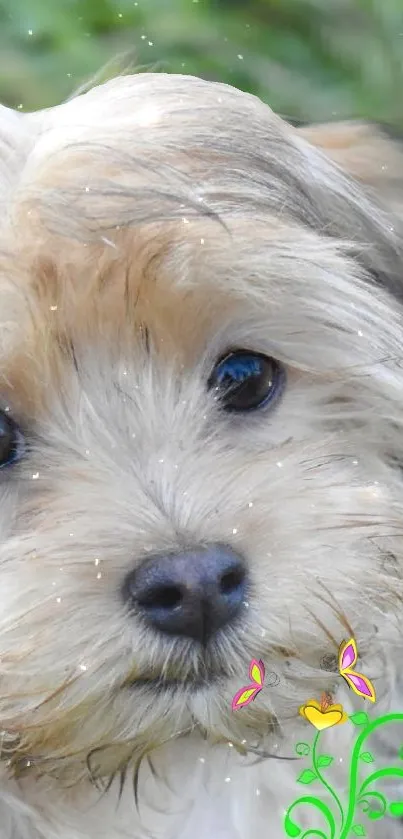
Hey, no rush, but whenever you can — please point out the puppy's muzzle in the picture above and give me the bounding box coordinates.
[122,545,247,644]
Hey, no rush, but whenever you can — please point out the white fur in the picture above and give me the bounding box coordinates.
[0,73,403,838]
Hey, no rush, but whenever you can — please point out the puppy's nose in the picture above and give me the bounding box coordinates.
[123,545,247,643]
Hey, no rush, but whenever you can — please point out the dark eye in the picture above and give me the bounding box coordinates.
[0,411,25,468]
[208,350,285,412]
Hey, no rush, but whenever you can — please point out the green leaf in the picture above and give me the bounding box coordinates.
[317,755,334,767]
[398,746,403,760]
[351,825,366,836]
[367,810,384,821]
[297,769,317,785]
[360,752,374,763]
[389,802,403,818]
[283,815,302,838]
[349,712,369,727]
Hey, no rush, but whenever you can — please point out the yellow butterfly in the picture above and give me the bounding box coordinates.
[232,659,265,711]
[338,637,376,702]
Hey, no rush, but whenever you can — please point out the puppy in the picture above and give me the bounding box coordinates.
[1,73,403,839]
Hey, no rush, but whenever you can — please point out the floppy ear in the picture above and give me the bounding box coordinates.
[0,105,33,222]
[297,121,403,218]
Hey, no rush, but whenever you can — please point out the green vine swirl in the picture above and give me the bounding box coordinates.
[284,712,403,838]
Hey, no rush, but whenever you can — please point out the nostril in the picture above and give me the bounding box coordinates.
[123,544,248,642]
[219,566,246,595]
[137,584,184,611]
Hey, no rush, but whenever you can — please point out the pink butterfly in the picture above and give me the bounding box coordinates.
[338,637,376,702]
[232,659,265,711]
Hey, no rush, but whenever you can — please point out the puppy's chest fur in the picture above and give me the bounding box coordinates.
[1,714,402,839]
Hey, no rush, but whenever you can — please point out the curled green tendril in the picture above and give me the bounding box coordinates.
[359,767,403,800]
[357,791,386,820]
[285,731,343,838]
[296,742,311,757]
[284,794,336,839]
[340,713,403,838]
[284,712,403,839]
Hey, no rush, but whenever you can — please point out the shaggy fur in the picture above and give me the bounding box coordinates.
[1,73,403,838]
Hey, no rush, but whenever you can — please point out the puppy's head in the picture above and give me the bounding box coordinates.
[0,74,403,784]
[297,119,403,221]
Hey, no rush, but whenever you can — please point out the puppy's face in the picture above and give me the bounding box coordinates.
[0,74,403,783]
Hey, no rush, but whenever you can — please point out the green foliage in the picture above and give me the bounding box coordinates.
[360,752,374,763]
[350,712,369,727]
[317,754,334,767]
[297,768,317,784]
[0,0,402,125]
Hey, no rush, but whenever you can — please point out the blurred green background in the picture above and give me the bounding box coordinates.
[0,0,402,126]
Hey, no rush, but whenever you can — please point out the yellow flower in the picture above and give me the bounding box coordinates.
[299,698,348,731]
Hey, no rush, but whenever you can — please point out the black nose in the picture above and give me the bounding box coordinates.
[122,545,247,643]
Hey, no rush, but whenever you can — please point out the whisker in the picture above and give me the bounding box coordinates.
[132,755,142,811]
[118,766,127,801]
[304,607,340,650]
[313,579,355,638]
[244,745,299,762]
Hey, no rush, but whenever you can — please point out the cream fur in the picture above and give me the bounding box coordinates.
[0,73,403,838]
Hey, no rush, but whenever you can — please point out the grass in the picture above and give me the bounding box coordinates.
[0,0,402,124]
